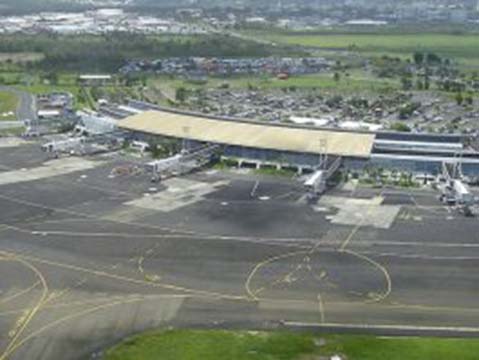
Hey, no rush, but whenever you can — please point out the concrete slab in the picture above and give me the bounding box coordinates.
[126,178,229,212]
[0,157,102,186]
[0,137,31,148]
[318,195,400,229]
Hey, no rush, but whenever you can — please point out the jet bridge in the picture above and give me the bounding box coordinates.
[304,156,342,200]
[438,157,476,215]
[146,144,221,181]
[41,137,87,156]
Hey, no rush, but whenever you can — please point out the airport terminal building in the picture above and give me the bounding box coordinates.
[118,106,479,176]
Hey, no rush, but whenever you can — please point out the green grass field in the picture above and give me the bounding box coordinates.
[149,71,399,95]
[0,90,18,120]
[0,126,25,136]
[255,31,479,67]
[0,52,44,64]
[105,330,479,360]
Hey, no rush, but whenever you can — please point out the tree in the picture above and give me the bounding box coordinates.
[140,74,147,87]
[77,91,86,105]
[424,76,430,90]
[146,140,163,159]
[455,92,464,106]
[399,101,421,120]
[390,122,411,132]
[45,71,58,85]
[401,76,413,91]
[465,94,474,106]
[89,86,102,101]
[426,53,441,65]
[413,52,424,66]
[424,67,430,90]
[333,72,341,82]
[175,87,188,103]
[326,95,343,109]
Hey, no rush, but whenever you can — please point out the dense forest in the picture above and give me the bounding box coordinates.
[0,33,291,72]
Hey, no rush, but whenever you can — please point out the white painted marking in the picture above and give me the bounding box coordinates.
[250,180,259,198]
[0,138,31,148]
[284,321,479,333]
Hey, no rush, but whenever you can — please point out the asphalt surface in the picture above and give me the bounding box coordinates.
[0,143,479,360]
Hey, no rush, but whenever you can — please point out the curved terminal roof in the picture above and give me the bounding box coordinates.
[119,110,375,158]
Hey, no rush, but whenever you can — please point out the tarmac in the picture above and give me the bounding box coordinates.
[0,141,479,360]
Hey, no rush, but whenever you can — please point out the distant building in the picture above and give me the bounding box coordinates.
[78,74,112,86]
[245,17,267,24]
[38,109,61,119]
[93,8,124,19]
[289,116,331,127]
[37,92,73,110]
[345,19,388,26]
[339,121,383,132]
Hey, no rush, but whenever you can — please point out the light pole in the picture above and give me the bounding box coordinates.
[182,126,190,153]
[318,138,328,169]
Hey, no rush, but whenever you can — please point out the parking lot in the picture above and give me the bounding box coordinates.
[1,141,479,360]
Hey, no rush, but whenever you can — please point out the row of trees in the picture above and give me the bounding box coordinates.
[413,52,446,66]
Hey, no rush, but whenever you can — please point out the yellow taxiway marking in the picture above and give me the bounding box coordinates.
[5,251,246,302]
[245,251,308,301]
[0,253,49,360]
[342,249,392,303]
[338,200,379,252]
[245,248,391,304]
[0,281,40,306]
[245,249,328,325]
[41,278,87,308]
[0,294,188,318]
[339,222,362,252]
[1,294,178,359]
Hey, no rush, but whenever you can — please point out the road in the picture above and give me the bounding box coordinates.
[0,144,479,360]
[0,86,36,123]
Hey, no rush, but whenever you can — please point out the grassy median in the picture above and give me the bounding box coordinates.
[104,329,479,360]
[0,91,18,120]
